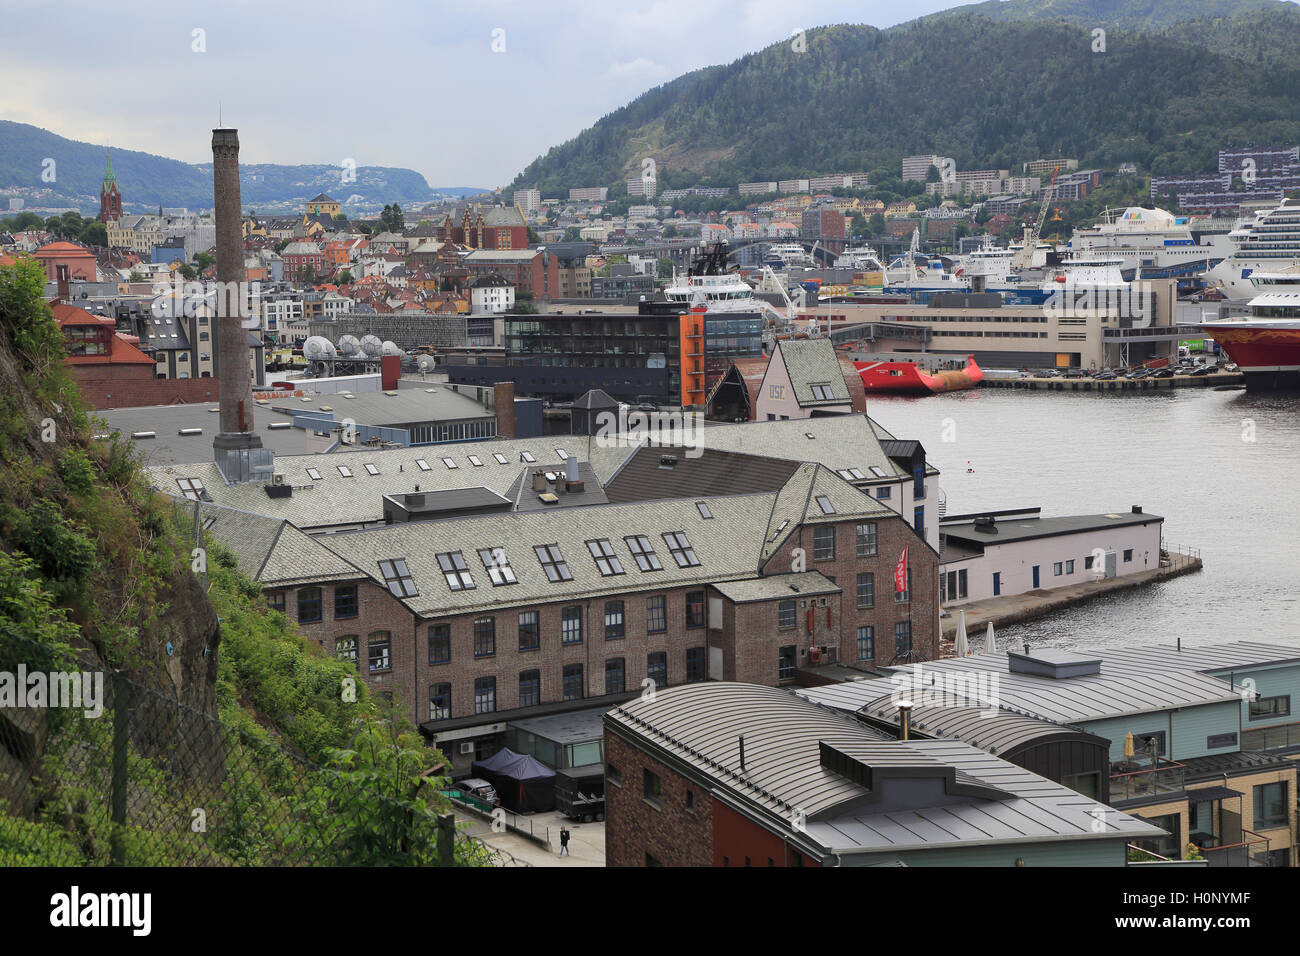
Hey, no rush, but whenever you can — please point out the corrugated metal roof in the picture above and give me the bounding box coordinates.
[607,684,1163,854]
[1096,642,1300,674]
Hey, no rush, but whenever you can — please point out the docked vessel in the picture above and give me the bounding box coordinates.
[1066,205,1230,280]
[853,354,983,394]
[1204,199,1300,300]
[1199,268,1300,389]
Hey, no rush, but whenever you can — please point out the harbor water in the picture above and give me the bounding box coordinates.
[868,386,1300,652]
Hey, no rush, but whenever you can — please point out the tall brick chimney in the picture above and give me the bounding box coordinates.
[55,264,70,303]
[210,127,271,484]
[493,381,515,439]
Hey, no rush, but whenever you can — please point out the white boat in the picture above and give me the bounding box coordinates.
[1203,200,1300,300]
[1066,205,1230,280]
[833,244,886,272]
[763,242,815,270]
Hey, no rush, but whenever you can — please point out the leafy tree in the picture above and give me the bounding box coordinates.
[657,257,675,278]
[193,252,216,273]
[526,226,541,244]
[178,264,197,280]
[562,226,582,242]
[77,221,107,248]
[869,213,886,235]
[662,224,679,239]
[337,270,354,285]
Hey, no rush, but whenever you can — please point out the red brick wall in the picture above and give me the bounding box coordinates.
[713,801,820,867]
[605,731,712,867]
[73,371,224,409]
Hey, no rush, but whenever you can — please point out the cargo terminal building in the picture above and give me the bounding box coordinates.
[831,280,1201,370]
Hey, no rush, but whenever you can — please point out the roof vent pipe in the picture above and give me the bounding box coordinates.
[738,735,746,772]
[566,456,579,482]
[898,702,913,741]
[1023,643,1030,654]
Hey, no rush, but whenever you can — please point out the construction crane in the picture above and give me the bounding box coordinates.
[1011,165,1059,270]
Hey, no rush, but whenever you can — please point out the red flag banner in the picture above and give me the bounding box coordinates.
[894,546,908,593]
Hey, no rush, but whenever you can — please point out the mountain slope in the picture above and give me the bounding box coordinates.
[0,121,468,212]
[917,0,1286,30]
[511,5,1300,193]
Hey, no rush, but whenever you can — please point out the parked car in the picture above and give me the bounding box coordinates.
[1094,370,1118,380]
[1224,363,1239,372]
[1150,367,1175,379]
[455,777,499,807]
[1062,368,1085,379]
[1189,365,1213,376]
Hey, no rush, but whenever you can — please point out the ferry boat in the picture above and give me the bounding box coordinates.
[1198,267,1300,389]
[853,354,983,395]
[1204,200,1300,300]
[1066,205,1230,280]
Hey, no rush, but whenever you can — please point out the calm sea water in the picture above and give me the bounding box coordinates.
[868,386,1300,651]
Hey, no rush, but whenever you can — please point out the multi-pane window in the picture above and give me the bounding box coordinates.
[605,658,626,695]
[428,623,451,664]
[857,572,875,609]
[663,532,700,568]
[473,617,496,657]
[378,558,418,597]
[894,621,912,658]
[587,538,625,576]
[895,568,911,604]
[474,676,497,715]
[942,569,968,601]
[813,525,835,561]
[333,584,358,619]
[267,590,286,613]
[563,664,584,701]
[810,383,834,400]
[297,587,322,623]
[428,683,451,721]
[335,635,358,667]
[176,477,207,501]
[478,548,517,586]
[778,645,797,681]
[605,601,625,640]
[778,599,796,629]
[913,465,926,499]
[815,495,836,515]
[437,551,475,591]
[646,595,667,633]
[519,670,541,709]
[685,647,707,683]
[624,535,662,571]
[1254,781,1289,829]
[856,626,875,661]
[1053,562,1063,576]
[1065,559,1075,574]
[561,605,583,644]
[518,610,540,650]
[534,544,572,582]
[1250,695,1291,720]
[647,652,667,690]
[368,632,391,672]
[685,590,706,629]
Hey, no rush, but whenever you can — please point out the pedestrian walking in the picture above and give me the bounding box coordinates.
[559,826,570,856]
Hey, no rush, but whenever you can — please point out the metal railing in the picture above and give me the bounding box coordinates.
[1160,541,1202,562]
[1109,758,1188,802]
[1204,829,1271,868]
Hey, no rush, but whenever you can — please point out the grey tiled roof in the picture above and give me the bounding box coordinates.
[777,339,852,407]
[710,571,840,604]
[195,502,360,586]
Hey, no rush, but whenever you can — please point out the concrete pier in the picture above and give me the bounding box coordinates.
[983,371,1244,391]
[939,549,1203,646]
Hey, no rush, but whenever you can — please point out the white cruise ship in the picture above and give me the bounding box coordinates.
[1204,199,1300,300]
[1066,205,1230,280]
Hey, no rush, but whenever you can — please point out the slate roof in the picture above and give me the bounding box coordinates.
[775,339,852,407]
[606,684,1164,855]
[603,445,800,504]
[194,502,360,586]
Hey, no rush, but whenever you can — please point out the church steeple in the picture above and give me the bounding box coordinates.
[98,149,122,224]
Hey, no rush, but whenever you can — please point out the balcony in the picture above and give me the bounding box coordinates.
[1203,829,1271,868]
[1109,758,1186,803]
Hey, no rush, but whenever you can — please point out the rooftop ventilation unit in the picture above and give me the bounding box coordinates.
[178,427,202,436]
[537,492,559,505]
[1006,648,1102,679]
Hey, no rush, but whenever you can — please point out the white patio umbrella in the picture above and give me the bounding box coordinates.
[954,609,969,658]
[985,622,996,655]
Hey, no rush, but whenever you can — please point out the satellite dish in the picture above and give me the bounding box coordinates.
[381,340,401,356]
[303,335,337,358]
[337,334,360,356]
[359,334,382,357]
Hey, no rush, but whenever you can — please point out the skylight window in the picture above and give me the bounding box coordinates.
[663,532,700,568]
[587,539,625,576]
[478,548,517,586]
[624,535,662,572]
[534,544,572,582]
[869,466,887,477]
[176,477,206,501]
[364,463,380,476]
[378,558,418,598]
[416,459,432,471]
[555,448,570,460]
[848,468,866,480]
[437,551,475,591]
[810,384,834,401]
[805,432,816,439]
[443,458,458,469]
[338,466,353,477]
[696,502,713,519]
[306,468,322,481]
[816,495,836,515]
[468,455,483,467]
[520,451,536,463]
[494,453,509,465]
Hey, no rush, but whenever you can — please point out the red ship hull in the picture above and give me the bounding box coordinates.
[853,355,983,394]
[1200,323,1300,389]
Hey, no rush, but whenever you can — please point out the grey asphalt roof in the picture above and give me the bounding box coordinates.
[776,339,852,407]
[270,386,493,427]
[873,653,1245,724]
[504,461,609,511]
[603,445,800,504]
[606,683,1163,854]
[941,512,1164,547]
[509,705,608,745]
[100,404,333,467]
[759,463,892,565]
[711,571,841,604]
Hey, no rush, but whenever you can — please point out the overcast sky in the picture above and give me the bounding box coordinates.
[0,0,975,189]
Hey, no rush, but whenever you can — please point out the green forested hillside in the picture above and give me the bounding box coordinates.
[511,4,1300,194]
